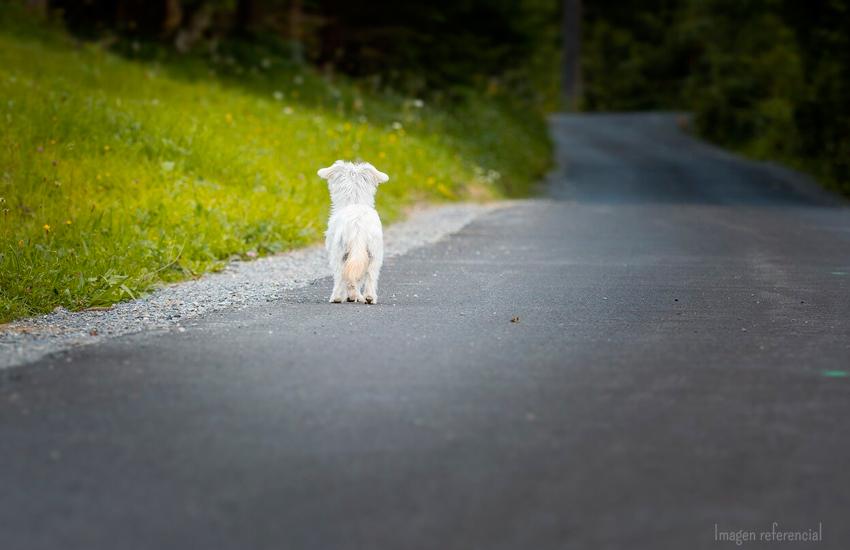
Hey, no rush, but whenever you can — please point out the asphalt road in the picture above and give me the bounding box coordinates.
[2,114,849,550]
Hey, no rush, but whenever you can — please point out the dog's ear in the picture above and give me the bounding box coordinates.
[363,163,389,185]
[317,160,343,180]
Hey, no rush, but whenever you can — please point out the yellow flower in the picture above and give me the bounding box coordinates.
[103,145,110,152]
[225,113,233,123]
[18,239,24,248]
[378,151,386,159]
[43,224,51,232]
[49,139,56,145]
[437,183,455,199]
[65,219,72,225]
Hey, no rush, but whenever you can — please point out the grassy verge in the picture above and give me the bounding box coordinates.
[0,7,551,323]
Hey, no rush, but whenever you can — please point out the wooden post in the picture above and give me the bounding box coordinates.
[24,0,47,17]
[290,0,304,63]
[163,0,183,34]
[561,0,582,111]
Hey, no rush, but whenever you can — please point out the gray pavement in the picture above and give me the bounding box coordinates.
[2,113,849,549]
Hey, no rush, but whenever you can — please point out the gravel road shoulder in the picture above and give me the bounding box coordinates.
[0,203,501,369]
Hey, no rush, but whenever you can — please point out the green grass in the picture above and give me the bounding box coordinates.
[0,7,551,323]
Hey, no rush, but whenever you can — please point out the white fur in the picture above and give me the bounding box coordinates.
[317,160,388,304]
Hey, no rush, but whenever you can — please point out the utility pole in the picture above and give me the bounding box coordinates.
[561,0,582,111]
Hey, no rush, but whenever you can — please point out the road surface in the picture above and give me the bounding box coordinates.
[2,114,849,549]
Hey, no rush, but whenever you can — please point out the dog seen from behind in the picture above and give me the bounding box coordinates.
[317,160,389,304]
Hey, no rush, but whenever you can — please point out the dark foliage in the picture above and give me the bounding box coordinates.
[582,0,850,194]
[43,0,560,109]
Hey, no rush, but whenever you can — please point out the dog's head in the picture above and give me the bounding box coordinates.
[317,160,389,208]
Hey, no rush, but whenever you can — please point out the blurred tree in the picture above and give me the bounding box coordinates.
[310,0,559,102]
[780,0,850,190]
[581,0,849,193]
[682,0,804,155]
[40,0,561,109]
[581,0,690,110]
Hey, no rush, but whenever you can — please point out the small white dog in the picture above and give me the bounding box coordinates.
[317,160,389,304]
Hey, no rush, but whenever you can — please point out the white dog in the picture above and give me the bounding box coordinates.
[317,160,389,304]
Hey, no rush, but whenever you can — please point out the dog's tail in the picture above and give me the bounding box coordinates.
[342,235,369,283]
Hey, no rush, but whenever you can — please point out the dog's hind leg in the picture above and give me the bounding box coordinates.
[362,262,380,304]
[330,272,347,303]
[342,237,368,303]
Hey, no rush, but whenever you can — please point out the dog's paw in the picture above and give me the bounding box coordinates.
[330,296,343,303]
[364,295,376,304]
[346,297,355,302]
